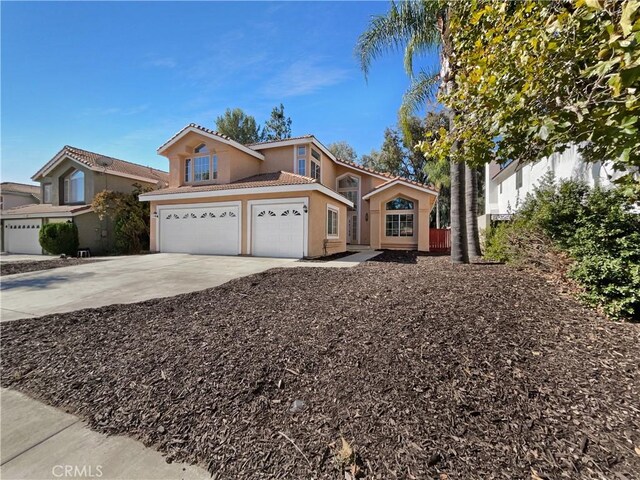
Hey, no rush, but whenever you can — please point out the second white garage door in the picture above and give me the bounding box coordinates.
[4,219,43,254]
[250,200,307,258]
[158,203,240,255]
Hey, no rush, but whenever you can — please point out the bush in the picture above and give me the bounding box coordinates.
[485,176,640,321]
[39,222,79,256]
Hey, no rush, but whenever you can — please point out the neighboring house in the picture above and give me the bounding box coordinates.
[1,146,168,255]
[479,144,625,229]
[140,123,439,258]
[0,182,41,210]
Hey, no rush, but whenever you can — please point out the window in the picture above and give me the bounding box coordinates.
[385,198,414,210]
[385,214,414,237]
[185,159,191,183]
[327,207,338,237]
[298,145,306,156]
[337,174,359,211]
[311,160,321,180]
[64,170,84,203]
[43,184,52,203]
[338,176,358,189]
[212,154,218,179]
[298,158,306,176]
[516,169,523,189]
[194,143,209,154]
[194,156,210,181]
[311,149,320,161]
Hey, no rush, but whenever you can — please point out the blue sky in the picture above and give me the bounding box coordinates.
[1,1,439,183]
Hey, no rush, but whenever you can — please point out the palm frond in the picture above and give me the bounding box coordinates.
[399,69,440,125]
[356,0,443,79]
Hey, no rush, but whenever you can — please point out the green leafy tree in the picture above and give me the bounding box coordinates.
[215,108,262,144]
[328,141,358,162]
[262,103,292,141]
[39,222,79,256]
[423,0,640,199]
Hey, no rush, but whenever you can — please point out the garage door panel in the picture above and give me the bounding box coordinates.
[251,202,305,258]
[4,219,43,254]
[159,204,239,255]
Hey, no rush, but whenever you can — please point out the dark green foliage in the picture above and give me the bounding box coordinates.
[485,177,640,321]
[39,222,79,256]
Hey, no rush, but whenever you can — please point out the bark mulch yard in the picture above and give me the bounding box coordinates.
[0,258,98,276]
[1,252,639,479]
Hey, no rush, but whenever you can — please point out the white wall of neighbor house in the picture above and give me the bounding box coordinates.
[484,145,624,218]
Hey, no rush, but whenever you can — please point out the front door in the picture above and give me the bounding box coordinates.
[347,211,358,244]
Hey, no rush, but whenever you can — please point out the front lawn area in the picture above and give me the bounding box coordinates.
[1,252,638,479]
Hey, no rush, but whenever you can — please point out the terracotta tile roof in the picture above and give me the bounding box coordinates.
[247,135,314,147]
[333,158,439,192]
[0,182,41,198]
[1,203,92,216]
[33,146,169,185]
[158,123,235,152]
[141,171,316,197]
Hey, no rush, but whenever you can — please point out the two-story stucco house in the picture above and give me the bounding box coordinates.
[1,146,168,255]
[140,124,439,258]
[0,182,41,210]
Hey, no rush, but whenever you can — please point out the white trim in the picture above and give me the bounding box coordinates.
[140,183,354,207]
[1,208,92,219]
[362,178,439,200]
[326,203,339,239]
[158,126,264,160]
[246,197,309,257]
[155,201,242,255]
[336,172,361,244]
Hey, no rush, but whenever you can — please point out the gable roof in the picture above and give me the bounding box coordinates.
[32,146,169,185]
[158,124,265,160]
[0,182,41,199]
[362,177,439,199]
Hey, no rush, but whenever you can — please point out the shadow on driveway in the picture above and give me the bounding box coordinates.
[0,272,95,291]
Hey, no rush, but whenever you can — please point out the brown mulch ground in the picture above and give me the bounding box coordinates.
[1,252,639,479]
[0,258,98,276]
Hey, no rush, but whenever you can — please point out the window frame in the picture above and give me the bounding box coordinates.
[184,148,218,184]
[297,145,306,156]
[43,183,52,203]
[326,205,339,238]
[385,213,414,237]
[64,170,84,204]
[311,148,320,160]
[311,159,321,181]
[298,158,306,176]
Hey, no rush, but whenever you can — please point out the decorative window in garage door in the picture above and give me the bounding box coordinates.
[164,210,237,220]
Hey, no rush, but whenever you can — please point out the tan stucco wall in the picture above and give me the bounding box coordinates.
[1,192,38,210]
[163,131,263,187]
[367,184,436,251]
[258,145,296,174]
[147,189,347,258]
[74,212,108,254]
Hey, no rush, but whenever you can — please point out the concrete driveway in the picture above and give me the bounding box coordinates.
[0,254,296,322]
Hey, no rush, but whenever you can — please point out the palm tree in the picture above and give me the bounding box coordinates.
[356,0,470,263]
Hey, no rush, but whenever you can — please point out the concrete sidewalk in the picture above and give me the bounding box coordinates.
[291,250,382,268]
[0,388,209,480]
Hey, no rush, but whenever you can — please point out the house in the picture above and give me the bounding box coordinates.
[0,182,41,210]
[479,144,625,229]
[1,146,168,255]
[139,124,439,258]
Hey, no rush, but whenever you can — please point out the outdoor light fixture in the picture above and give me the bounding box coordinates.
[152,212,158,218]
[365,213,369,222]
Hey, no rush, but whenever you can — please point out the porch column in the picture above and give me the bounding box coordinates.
[418,199,431,251]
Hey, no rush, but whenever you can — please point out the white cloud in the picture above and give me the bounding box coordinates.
[143,57,177,69]
[263,59,351,98]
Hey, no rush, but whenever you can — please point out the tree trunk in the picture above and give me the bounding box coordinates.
[465,164,482,259]
[450,143,468,264]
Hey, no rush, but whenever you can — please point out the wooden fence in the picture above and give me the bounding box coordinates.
[429,228,451,253]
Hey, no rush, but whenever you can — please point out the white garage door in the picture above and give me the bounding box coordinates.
[4,219,43,254]
[251,200,306,258]
[158,203,240,255]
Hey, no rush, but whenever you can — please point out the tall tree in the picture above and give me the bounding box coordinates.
[357,1,470,263]
[328,141,358,162]
[262,103,292,141]
[215,108,262,144]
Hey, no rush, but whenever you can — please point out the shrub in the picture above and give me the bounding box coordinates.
[485,177,640,321]
[39,222,79,256]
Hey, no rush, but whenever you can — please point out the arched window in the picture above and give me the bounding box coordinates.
[194,143,209,154]
[337,175,359,209]
[385,197,414,237]
[64,170,84,203]
[385,198,414,210]
[185,143,217,182]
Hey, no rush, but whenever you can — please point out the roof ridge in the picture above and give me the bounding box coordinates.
[64,145,167,174]
[247,135,314,147]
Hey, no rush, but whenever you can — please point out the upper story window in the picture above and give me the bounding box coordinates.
[64,170,84,204]
[311,149,320,161]
[298,158,306,176]
[311,160,321,180]
[43,184,52,203]
[386,198,414,210]
[515,169,523,190]
[337,175,359,210]
[298,145,306,156]
[185,144,218,183]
